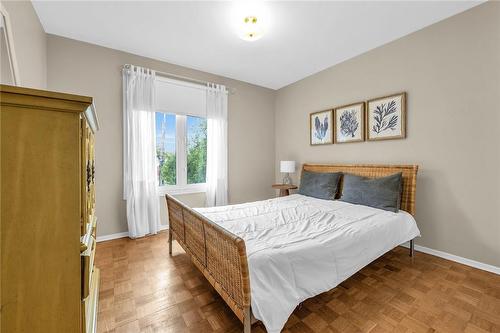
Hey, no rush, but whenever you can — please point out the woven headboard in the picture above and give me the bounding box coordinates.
[302,164,418,216]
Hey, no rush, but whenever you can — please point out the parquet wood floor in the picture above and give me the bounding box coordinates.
[95,232,500,333]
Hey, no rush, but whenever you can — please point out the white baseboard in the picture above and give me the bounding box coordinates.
[96,231,129,242]
[96,225,168,243]
[401,241,499,275]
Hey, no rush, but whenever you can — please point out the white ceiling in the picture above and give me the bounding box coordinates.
[32,1,482,90]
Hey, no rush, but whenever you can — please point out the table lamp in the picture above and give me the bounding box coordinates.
[280,161,296,185]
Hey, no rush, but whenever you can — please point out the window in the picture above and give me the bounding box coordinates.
[156,113,176,186]
[186,116,207,184]
[155,76,207,194]
[156,113,207,194]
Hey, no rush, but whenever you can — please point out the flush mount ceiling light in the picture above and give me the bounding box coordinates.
[240,15,263,41]
[232,2,269,42]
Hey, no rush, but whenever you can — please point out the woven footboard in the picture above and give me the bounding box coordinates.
[165,195,252,331]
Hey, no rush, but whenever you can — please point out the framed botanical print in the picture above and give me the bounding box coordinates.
[367,92,406,141]
[310,110,333,145]
[334,102,365,143]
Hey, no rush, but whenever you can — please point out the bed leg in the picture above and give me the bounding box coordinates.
[168,228,173,256]
[409,239,414,257]
[243,307,251,333]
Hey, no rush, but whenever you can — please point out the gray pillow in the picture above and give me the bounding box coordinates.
[298,171,341,200]
[339,173,403,212]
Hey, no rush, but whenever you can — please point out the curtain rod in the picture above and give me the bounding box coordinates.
[122,64,234,93]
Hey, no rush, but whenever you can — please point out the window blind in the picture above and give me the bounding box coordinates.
[156,77,207,117]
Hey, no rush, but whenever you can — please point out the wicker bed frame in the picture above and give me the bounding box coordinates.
[166,164,418,333]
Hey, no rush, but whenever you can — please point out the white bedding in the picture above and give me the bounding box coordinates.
[196,194,420,333]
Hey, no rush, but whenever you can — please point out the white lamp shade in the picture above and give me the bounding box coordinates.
[280,161,296,173]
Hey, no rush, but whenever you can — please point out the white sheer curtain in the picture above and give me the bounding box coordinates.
[206,83,228,207]
[123,65,160,238]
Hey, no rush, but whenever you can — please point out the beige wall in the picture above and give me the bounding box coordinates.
[2,0,46,89]
[275,2,500,267]
[158,192,206,230]
[47,35,276,237]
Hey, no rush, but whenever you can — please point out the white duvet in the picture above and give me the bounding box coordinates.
[196,194,420,333]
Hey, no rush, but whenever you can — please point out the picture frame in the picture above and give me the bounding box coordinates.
[366,92,406,141]
[309,109,333,145]
[334,102,365,143]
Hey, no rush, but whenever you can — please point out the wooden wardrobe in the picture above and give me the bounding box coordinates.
[0,84,100,333]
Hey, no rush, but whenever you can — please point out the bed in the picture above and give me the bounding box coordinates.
[166,164,419,333]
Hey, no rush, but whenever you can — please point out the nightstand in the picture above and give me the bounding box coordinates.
[272,184,298,197]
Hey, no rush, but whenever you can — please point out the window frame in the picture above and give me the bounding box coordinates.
[156,112,207,196]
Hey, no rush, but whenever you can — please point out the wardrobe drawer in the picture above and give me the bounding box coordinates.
[81,235,96,300]
[81,267,100,333]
